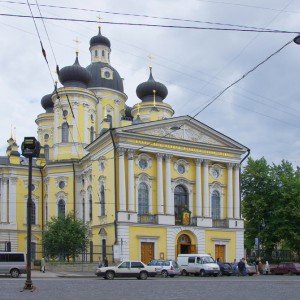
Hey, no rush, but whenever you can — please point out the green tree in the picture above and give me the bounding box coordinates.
[42,213,89,262]
[241,158,300,258]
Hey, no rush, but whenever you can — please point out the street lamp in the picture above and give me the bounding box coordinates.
[21,137,40,291]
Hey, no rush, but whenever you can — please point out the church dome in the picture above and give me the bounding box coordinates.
[136,68,168,102]
[59,53,91,88]
[86,62,124,92]
[41,92,54,113]
[90,27,111,48]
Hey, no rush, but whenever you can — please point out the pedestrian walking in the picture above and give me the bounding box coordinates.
[265,261,270,275]
[98,256,102,268]
[238,258,246,276]
[258,260,263,275]
[41,256,46,273]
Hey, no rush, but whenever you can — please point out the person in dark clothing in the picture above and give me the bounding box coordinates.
[103,257,108,267]
[238,258,246,276]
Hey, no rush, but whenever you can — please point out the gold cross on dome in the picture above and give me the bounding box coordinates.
[73,37,81,53]
[97,15,102,28]
[147,54,153,68]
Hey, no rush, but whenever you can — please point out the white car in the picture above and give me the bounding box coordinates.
[95,260,157,280]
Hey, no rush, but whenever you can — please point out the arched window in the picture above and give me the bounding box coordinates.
[174,185,188,224]
[31,202,36,225]
[211,190,220,220]
[61,122,69,143]
[89,194,93,221]
[138,183,149,215]
[102,50,105,57]
[58,199,65,217]
[95,50,98,57]
[90,126,95,143]
[44,145,49,160]
[100,185,105,216]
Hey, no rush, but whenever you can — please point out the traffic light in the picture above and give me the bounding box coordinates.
[21,137,41,158]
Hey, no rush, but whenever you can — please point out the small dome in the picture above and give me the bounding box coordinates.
[90,27,111,48]
[132,115,143,125]
[136,68,168,102]
[41,92,54,113]
[59,53,91,88]
[125,105,132,119]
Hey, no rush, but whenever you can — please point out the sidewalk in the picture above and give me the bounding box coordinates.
[30,270,95,278]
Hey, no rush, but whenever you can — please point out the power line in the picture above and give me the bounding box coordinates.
[0,13,299,34]
[0,0,294,32]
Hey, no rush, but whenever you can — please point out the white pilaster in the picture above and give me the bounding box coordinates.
[1,178,8,222]
[195,159,202,216]
[203,160,209,217]
[8,177,17,224]
[83,103,89,144]
[118,148,126,211]
[234,164,240,219]
[127,150,134,212]
[72,101,79,142]
[227,163,233,219]
[157,153,164,214]
[165,154,172,215]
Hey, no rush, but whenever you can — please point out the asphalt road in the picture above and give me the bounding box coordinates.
[1,275,300,300]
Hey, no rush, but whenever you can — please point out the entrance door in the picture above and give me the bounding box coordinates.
[215,245,225,262]
[176,234,196,256]
[141,242,154,264]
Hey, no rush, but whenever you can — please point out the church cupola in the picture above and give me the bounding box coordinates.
[59,52,91,88]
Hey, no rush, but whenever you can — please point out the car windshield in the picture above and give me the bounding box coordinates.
[202,256,215,263]
[293,263,300,268]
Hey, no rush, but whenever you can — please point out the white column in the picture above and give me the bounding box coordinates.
[234,164,240,219]
[83,103,89,144]
[1,178,8,222]
[72,101,79,142]
[203,160,209,217]
[8,177,17,223]
[157,153,164,214]
[127,150,134,212]
[227,163,233,219]
[118,148,126,211]
[97,96,102,133]
[195,159,202,216]
[165,154,172,215]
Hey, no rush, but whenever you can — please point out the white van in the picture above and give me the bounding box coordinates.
[177,254,220,277]
[0,252,27,278]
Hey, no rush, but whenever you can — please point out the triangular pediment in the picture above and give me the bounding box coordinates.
[117,116,247,151]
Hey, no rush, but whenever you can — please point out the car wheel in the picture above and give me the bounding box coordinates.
[105,271,115,280]
[170,275,175,278]
[10,269,20,278]
[248,273,254,276]
[161,270,168,278]
[200,270,205,277]
[182,269,188,276]
[213,274,218,277]
[139,271,148,280]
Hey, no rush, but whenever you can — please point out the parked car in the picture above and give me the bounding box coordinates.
[0,252,27,278]
[148,259,181,277]
[95,261,157,280]
[217,262,233,276]
[246,263,257,276]
[270,262,300,275]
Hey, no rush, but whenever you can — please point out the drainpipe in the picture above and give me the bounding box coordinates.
[72,163,76,220]
[109,129,118,245]
[239,149,250,219]
[39,167,44,231]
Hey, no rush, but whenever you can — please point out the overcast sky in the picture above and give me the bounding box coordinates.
[0,0,300,167]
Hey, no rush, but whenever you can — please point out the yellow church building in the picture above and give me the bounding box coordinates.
[0,27,249,264]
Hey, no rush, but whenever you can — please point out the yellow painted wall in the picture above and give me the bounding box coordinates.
[129,226,167,261]
[205,230,236,262]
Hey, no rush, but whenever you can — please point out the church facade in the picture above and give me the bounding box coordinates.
[0,27,249,264]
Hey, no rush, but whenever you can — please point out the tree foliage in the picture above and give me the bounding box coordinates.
[241,157,300,257]
[42,212,89,261]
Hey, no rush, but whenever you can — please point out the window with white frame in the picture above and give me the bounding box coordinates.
[58,199,65,217]
[61,122,69,143]
[100,185,105,216]
[211,190,220,220]
[138,183,149,215]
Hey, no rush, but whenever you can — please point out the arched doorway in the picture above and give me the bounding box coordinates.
[177,234,196,256]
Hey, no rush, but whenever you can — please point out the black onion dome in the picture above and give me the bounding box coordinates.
[136,68,168,102]
[41,92,54,113]
[86,62,124,92]
[125,105,132,119]
[90,27,111,48]
[59,53,91,88]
